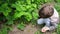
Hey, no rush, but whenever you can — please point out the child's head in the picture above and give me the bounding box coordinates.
[39,4,54,18]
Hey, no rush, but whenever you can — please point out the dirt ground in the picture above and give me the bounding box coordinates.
[8,24,57,34]
[9,24,38,34]
[8,16,60,34]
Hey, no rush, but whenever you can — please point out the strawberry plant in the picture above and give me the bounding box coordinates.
[17,22,26,30]
[0,0,60,34]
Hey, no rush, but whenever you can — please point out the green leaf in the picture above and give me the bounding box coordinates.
[7,27,13,31]
[57,24,60,34]
[13,11,25,19]
[31,0,34,2]
[6,20,14,25]
[34,30,40,34]
[0,3,11,16]
[17,22,25,30]
[32,12,38,20]
[45,0,48,2]
[26,5,31,9]
[32,4,37,8]
[55,0,60,3]
[25,12,32,21]
[26,0,31,4]
[3,8,11,16]
[0,27,8,34]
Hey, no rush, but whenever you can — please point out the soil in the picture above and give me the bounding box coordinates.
[8,24,57,34]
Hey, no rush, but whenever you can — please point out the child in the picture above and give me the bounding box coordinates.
[37,4,59,32]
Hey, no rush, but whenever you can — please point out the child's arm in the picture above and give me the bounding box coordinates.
[49,8,59,31]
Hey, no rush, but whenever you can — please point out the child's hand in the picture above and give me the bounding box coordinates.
[41,26,50,32]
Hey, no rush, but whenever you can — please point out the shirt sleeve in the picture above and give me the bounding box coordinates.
[50,8,59,23]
